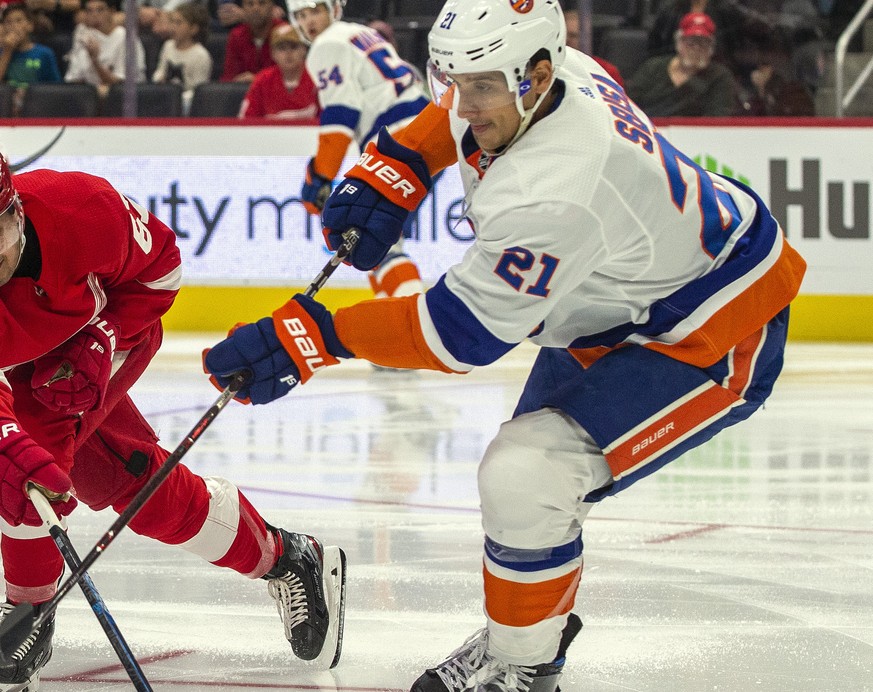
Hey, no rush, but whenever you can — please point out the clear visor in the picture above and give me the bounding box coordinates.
[0,198,23,256]
[427,60,529,113]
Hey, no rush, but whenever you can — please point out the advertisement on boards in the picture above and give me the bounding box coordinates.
[1,125,472,287]
[4,123,872,295]
[661,124,873,295]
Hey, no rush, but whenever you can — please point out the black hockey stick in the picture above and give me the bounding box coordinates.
[0,228,360,658]
[27,485,152,691]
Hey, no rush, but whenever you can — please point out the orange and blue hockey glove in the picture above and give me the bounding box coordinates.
[301,158,333,216]
[203,294,354,405]
[322,128,432,271]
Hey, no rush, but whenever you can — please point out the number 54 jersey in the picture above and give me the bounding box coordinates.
[307,21,429,151]
[334,49,806,374]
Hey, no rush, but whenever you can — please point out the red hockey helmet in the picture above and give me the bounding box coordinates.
[0,154,16,216]
[0,154,25,263]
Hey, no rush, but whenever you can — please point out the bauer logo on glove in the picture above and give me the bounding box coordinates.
[203,294,354,405]
[322,128,433,271]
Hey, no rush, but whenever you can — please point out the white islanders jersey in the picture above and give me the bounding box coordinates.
[307,21,429,147]
[421,49,805,372]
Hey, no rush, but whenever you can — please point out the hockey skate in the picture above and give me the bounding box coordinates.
[263,527,346,669]
[411,613,582,692]
[0,602,54,692]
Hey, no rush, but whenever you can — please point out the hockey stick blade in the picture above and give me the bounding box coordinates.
[0,603,39,662]
[27,485,152,690]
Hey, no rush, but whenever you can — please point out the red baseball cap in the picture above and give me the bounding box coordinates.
[679,12,716,39]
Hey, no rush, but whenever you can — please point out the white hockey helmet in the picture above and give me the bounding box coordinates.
[427,0,566,109]
[286,0,345,39]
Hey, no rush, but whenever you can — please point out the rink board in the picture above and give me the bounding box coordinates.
[2,118,871,340]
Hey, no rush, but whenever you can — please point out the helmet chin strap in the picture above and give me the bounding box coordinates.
[499,73,557,154]
[12,197,26,273]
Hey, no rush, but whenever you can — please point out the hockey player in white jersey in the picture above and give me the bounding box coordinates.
[289,0,429,300]
[205,0,807,689]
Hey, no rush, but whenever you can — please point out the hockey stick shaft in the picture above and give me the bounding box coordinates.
[0,228,361,654]
[303,228,359,298]
[27,485,153,691]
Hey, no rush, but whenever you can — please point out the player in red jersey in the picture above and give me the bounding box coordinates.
[0,155,345,691]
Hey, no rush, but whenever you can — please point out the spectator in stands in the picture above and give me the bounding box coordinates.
[24,0,81,38]
[719,0,826,94]
[139,0,181,39]
[65,0,146,94]
[219,0,283,81]
[734,31,815,115]
[153,1,212,112]
[215,0,246,29]
[215,0,284,31]
[238,22,318,119]
[627,12,736,116]
[0,4,61,89]
[648,0,730,58]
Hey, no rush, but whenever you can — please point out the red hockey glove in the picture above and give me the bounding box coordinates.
[0,415,76,527]
[31,313,118,414]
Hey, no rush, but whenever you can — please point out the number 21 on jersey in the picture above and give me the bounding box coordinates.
[494,246,559,298]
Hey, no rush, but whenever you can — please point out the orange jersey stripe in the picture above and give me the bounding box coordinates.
[644,241,806,368]
[724,326,764,396]
[605,381,741,478]
[571,240,805,371]
[569,345,618,369]
[334,296,455,372]
[483,564,580,628]
[393,102,458,176]
[313,131,354,180]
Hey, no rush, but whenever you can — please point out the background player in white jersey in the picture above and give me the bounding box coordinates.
[0,156,345,691]
[288,0,430,300]
[205,0,807,689]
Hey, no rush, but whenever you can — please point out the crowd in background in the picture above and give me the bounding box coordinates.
[0,0,867,117]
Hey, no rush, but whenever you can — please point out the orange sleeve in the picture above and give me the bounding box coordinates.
[312,131,354,180]
[393,102,458,176]
[334,296,457,373]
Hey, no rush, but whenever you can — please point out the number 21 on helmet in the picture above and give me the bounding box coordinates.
[426,0,566,117]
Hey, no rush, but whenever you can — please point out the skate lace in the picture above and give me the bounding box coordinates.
[267,573,309,638]
[0,603,39,662]
[433,629,490,690]
[466,658,537,691]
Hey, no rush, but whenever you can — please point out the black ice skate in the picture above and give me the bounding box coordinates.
[263,527,346,668]
[411,613,582,692]
[0,602,54,692]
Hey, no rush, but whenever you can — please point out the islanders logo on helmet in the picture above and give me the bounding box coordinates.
[509,0,535,14]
